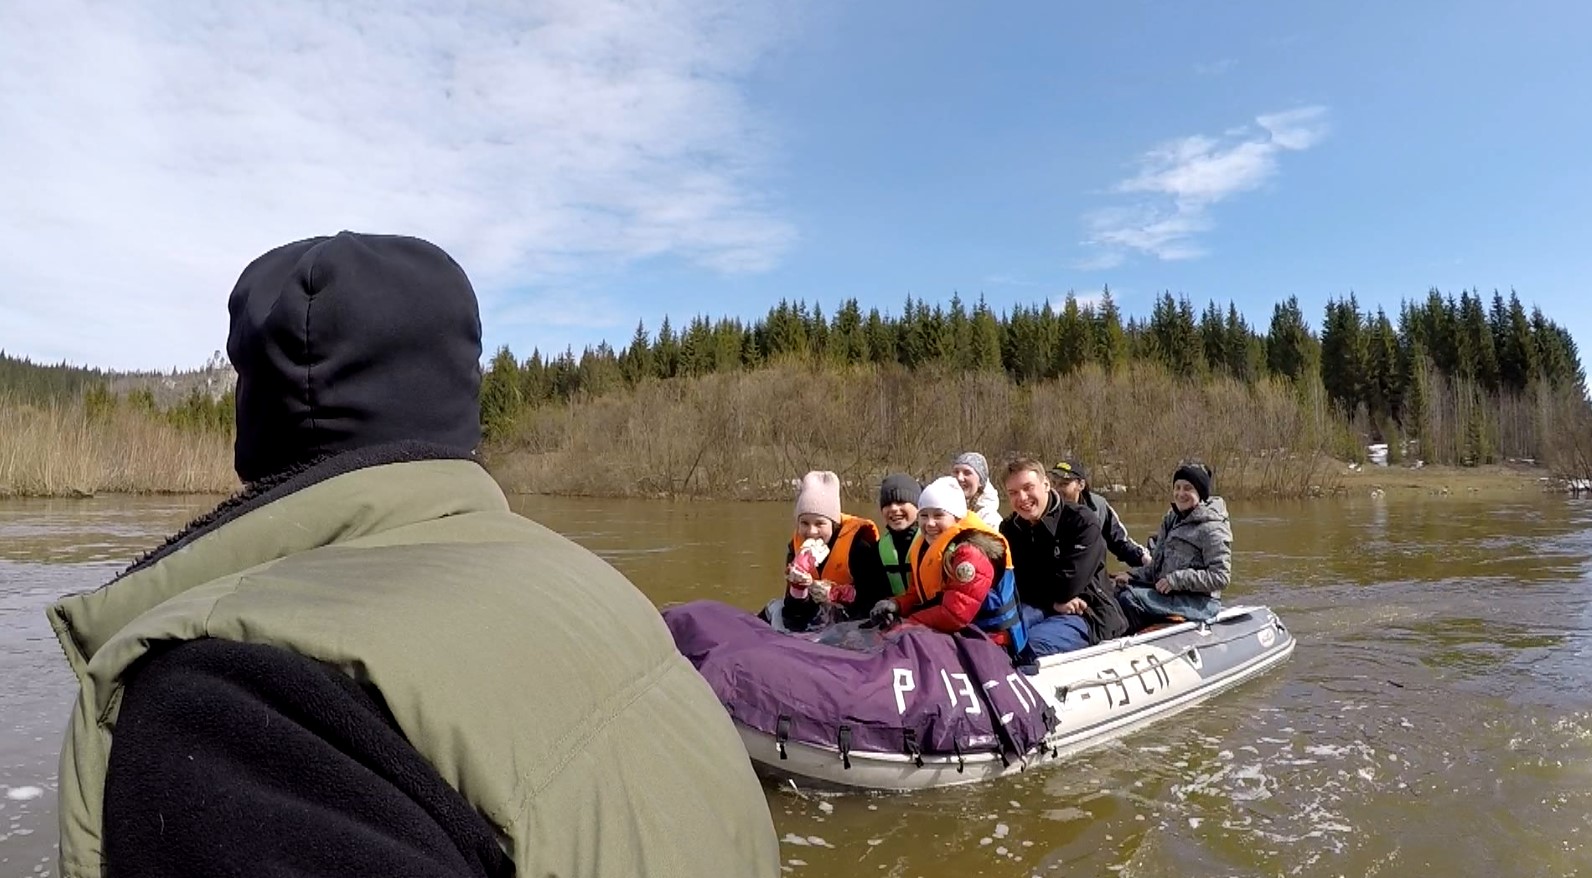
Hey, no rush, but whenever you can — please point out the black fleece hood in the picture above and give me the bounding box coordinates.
[226,231,483,483]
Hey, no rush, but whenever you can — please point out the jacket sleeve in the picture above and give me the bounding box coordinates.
[103,638,513,878]
[1055,506,1106,604]
[1097,497,1149,567]
[996,519,1033,606]
[1167,515,1233,594]
[906,543,992,633]
[779,543,822,629]
[1128,512,1173,583]
[838,531,889,609]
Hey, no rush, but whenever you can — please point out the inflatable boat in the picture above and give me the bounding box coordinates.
[663,599,1294,792]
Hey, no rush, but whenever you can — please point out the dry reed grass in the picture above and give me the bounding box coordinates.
[484,362,1346,501]
[0,396,237,497]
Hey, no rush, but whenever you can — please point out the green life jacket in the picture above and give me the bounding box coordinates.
[46,458,780,878]
[878,526,914,596]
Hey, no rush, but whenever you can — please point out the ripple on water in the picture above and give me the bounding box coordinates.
[6,494,1592,877]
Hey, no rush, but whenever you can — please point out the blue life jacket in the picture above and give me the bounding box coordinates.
[976,566,1027,656]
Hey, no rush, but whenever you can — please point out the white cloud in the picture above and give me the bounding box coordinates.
[1194,58,1238,76]
[983,273,1039,287]
[1257,107,1331,150]
[0,0,798,369]
[1080,106,1328,268]
[1047,291,1105,312]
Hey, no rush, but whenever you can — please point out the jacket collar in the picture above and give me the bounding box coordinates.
[49,443,501,673]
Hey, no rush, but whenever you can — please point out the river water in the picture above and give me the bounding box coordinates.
[2,491,1591,877]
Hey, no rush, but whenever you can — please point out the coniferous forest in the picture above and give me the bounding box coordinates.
[3,287,1589,499]
[476,288,1588,497]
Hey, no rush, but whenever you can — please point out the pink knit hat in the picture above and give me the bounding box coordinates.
[794,470,842,523]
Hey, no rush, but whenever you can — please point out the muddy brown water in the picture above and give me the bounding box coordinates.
[3,492,1591,877]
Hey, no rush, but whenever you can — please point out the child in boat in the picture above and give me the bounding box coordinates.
[1113,463,1230,628]
[870,477,1025,654]
[778,470,889,632]
[950,451,1002,527]
[875,473,921,598]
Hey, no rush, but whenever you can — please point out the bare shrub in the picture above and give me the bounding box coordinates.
[484,362,1346,501]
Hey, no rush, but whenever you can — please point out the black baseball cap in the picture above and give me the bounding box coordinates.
[1049,458,1088,482]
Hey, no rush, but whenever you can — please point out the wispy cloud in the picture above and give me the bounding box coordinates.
[1194,58,1238,76]
[983,273,1042,287]
[1048,291,1105,312]
[0,0,798,369]
[1079,106,1328,269]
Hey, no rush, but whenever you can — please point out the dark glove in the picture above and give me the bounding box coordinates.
[869,599,900,626]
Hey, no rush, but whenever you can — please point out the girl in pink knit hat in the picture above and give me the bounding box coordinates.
[770,470,889,632]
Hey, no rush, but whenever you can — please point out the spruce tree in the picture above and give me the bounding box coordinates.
[654,316,681,378]
[1054,293,1091,376]
[807,302,829,363]
[1197,300,1225,376]
[1365,307,1401,425]
[969,296,1003,372]
[1224,303,1260,383]
[1457,290,1499,390]
[479,345,524,438]
[864,307,895,365]
[620,320,652,385]
[1319,295,1367,413]
[832,298,867,366]
[1265,296,1312,381]
[1498,291,1536,392]
[1093,286,1129,373]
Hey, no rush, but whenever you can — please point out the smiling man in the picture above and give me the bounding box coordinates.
[998,456,1128,657]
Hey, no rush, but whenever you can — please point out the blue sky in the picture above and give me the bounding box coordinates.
[2,0,1588,371]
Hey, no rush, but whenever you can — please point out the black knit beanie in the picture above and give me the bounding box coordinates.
[226,231,483,483]
[1173,463,1213,501]
[878,473,921,507]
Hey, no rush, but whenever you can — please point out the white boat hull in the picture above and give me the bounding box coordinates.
[739,604,1295,792]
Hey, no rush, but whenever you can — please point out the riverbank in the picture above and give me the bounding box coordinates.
[3,377,1582,502]
[484,449,1571,503]
[1327,461,1572,500]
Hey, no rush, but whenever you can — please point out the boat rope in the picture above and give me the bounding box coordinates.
[775,715,792,760]
[1052,619,1285,704]
[902,728,924,767]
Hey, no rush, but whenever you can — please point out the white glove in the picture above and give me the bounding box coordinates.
[799,538,831,567]
[808,580,833,604]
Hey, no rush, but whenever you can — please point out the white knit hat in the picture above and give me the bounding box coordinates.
[916,476,968,519]
[794,470,842,523]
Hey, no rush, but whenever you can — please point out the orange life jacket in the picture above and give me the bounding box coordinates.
[790,514,880,586]
[907,515,1027,652]
[906,514,1013,605]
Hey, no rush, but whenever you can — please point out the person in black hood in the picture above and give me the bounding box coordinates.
[227,231,485,482]
[59,231,780,878]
